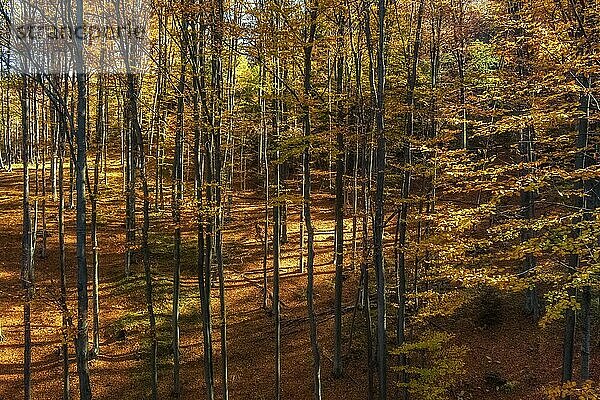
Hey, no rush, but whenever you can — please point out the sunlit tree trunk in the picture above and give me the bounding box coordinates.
[20,73,34,400]
[130,70,159,400]
[272,32,282,400]
[57,102,70,400]
[90,72,104,358]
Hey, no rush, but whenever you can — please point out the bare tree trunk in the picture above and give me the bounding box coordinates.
[520,126,539,320]
[211,0,229,394]
[273,151,282,400]
[451,0,467,149]
[172,24,187,395]
[303,1,322,397]
[581,285,591,380]
[272,45,282,400]
[69,149,75,209]
[396,2,424,398]
[75,0,92,394]
[363,262,375,400]
[90,73,104,358]
[577,76,593,382]
[20,74,34,400]
[40,102,47,259]
[125,89,136,275]
[563,76,592,388]
[190,18,215,394]
[509,0,540,320]
[261,58,270,307]
[333,6,345,379]
[191,12,217,397]
[153,7,166,211]
[367,0,388,393]
[562,285,576,385]
[126,69,159,400]
[58,107,70,400]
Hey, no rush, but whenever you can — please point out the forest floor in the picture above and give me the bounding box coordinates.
[0,161,597,400]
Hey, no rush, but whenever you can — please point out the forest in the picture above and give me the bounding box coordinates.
[0,0,598,398]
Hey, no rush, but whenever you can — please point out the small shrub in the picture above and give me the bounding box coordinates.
[392,330,467,400]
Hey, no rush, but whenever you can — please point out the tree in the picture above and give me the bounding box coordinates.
[370,0,388,394]
[74,0,92,396]
[20,73,33,400]
[333,1,345,379]
[303,0,322,397]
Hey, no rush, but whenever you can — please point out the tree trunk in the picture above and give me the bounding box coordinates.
[128,70,159,400]
[304,2,322,397]
[272,49,282,400]
[520,126,539,320]
[58,109,70,400]
[191,13,217,398]
[581,285,591,380]
[371,0,387,394]
[333,6,345,379]
[75,0,92,394]
[211,0,229,394]
[172,26,187,395]
[191,21,216,394]
[577,76,593,382]
[273,157,282,400]
[20,74,34,400]
[261,59,270,307]
[563,76,592,388]
[91,73,104,358]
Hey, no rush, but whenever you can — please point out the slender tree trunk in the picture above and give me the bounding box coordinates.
[126,69,159,400]
[563,76,592,387]
[75,0,92,394]
[509,0,540,320]
[581,285,591,380]
[261,59,270,307]
[303,2,322,397]
[211,0,229,394]
[451,0,467,149]
[562,285,576,384]
[371,0,387,394]
[125,91,136,275]
[154,7,165,211]
[363,262,375,400]
[69,151,75,209]
[333,6,346,379]
[273,152,282,400]
[396,2,424,398]
[272,44,282,400]
[172,25,187,395]
[191,22,216,394]
[520,126,539,320]
[90,73,104,358]
[4,71,11,171]
[21,74,33,400]
[578,76,593,382]
[192,14,217,398]
[41,104,47,259]
[58,109,70,400]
